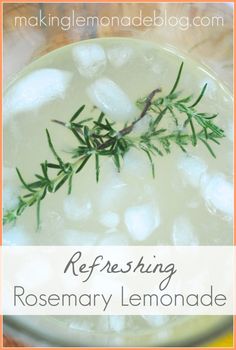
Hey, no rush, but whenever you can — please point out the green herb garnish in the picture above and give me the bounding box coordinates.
[3,63,225,229]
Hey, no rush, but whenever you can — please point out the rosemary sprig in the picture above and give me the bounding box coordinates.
[3,62,225,229]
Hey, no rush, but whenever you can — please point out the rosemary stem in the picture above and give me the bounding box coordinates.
[52,88,162,151]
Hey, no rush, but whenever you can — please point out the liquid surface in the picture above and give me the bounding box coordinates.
[3,38,233,346]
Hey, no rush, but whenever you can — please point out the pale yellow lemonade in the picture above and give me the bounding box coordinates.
[3,38,233,346]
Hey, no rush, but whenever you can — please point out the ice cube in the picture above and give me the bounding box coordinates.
[132,114,151,135]
[187,200,199,209]
[152,63,167,76]
[172,216,199,245]
[109,316,125,332]
[96,316,110,332]
[3,186,19,211]
[99,177,128,211]
[3,167,18,184]
[143,50,168,79]
[178,154,207,187]
[3,69,72,120]
[100,211,120,229]
[3,226,31,246]
[63,229,98,245]
[16,258,52,288]
[227,151,233,172]
[69,318,93,331]
[64,196,92,221]
[99,233,129,246]
[72,43,106,79]
[227,119,234,142]
[201,174,233,218]
[200,78,217,100]
[123,148,150,178]
[107,46,133,68]
[142,315,170,327]
[124,203,160,241]
[86,78,138,122]
[42,211,64,231]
